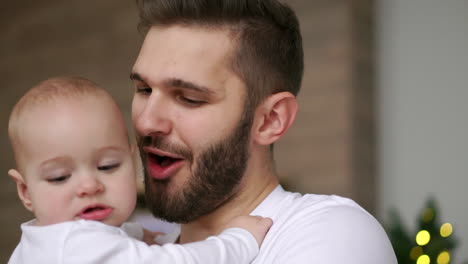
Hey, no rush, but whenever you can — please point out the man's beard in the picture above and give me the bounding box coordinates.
[138,111,253,223]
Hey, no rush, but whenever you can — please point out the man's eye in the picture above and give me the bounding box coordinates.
[98,163,120,171]
[177,95,205,106]
[136,86,152,95]
[47,175,71,183]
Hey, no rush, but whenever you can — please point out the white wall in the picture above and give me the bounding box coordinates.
[377,1,468,263]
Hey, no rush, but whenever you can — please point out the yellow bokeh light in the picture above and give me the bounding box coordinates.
[417,254,431,264]
[440,223,453,237]
[422,208,434,222]
[437,251,450,264]
[410,246,423,260]
[416,230,431,246]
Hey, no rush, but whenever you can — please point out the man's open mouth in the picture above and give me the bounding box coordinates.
[148,152,183,168]
[145,150,186,180]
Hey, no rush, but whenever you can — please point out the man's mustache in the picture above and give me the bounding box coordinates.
[138,135,194,162]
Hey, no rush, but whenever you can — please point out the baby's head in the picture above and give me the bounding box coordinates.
[8,76,137,226]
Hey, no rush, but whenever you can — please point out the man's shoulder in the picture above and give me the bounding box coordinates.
[266,189,383,235]
[256,186,368,222]
[253,188,397,263]
[287,191,370,221]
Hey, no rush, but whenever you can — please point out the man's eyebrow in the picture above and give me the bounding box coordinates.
[130,73,215,94]
[129,72,145,82]
[163,78,214,94]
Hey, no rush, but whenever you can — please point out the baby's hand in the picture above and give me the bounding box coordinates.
[225,215,273,246]
[142,229,165,245]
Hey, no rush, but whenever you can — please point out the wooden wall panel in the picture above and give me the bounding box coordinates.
[0,1,375,261]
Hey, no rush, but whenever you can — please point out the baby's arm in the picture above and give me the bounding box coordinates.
[153,215,272,263]
[224,215,273,247]
[64,216,272,264]
[121,222,162,245]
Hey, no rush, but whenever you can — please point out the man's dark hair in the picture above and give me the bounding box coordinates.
[136,0,304,109]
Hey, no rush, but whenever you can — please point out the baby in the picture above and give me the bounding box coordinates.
[8,76,272,263]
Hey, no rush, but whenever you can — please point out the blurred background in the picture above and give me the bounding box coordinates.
[1,0,467,263]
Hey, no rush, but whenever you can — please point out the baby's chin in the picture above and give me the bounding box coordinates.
[33,218,72,226]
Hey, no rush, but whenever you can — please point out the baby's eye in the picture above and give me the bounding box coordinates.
[98,163,120,171]
[47,174,71,183]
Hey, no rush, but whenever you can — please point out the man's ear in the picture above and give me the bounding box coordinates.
[252,92,298,146]
[8,169,34,212]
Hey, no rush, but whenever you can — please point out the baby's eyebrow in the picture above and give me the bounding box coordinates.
[39,156,72,171]
[96,146,127,155]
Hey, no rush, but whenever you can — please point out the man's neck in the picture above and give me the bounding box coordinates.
[178,170,278,243]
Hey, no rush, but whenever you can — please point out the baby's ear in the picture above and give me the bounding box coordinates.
[8,169,34,212]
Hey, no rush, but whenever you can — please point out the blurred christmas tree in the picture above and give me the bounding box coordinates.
[385,197,458,264]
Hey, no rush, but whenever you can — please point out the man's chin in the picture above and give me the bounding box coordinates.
[146,179,182,203]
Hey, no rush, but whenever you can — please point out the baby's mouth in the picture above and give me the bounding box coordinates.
[83,205,105,213]
[78,204,113,221]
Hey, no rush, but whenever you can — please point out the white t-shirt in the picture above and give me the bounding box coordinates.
[158,185,397,264]
[8,219,258,264]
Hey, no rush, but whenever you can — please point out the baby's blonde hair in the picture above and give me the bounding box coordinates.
[8,76,122,171]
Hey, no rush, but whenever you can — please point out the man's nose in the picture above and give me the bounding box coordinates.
[132,92,173,137]
[76,174,105,197]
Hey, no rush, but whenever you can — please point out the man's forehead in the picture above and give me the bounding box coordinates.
[135,25,235,68]
[132,25,241,94]
[147,24,235,45]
